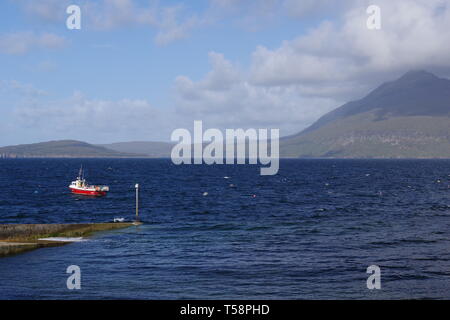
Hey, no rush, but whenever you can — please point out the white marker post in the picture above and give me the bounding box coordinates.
[135,183,139,222]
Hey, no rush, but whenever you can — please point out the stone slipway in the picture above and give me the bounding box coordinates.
[0,222,141,257]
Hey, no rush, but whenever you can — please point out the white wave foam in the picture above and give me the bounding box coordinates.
[38,237,86,242]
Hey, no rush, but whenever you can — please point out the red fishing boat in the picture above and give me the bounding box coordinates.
[69,166,109,196]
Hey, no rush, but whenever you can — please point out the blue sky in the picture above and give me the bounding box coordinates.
[1,0,450,146]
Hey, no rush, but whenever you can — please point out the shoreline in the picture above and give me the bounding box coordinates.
[0,222,141,257]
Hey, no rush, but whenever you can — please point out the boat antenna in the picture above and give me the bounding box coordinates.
[79,164,83,179]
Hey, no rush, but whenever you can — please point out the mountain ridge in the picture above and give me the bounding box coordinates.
[295,70,450,136]
[280,70,450,158]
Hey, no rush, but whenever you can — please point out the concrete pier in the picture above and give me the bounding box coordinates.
[0,222,140,257]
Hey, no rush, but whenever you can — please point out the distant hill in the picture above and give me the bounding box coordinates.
[0,140,142,158]
[280,71,450,158]
[98,141,173,158]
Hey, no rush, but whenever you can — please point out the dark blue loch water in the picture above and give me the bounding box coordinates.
[1,159,450,299]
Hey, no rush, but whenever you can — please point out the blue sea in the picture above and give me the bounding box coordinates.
[1,159,450,299]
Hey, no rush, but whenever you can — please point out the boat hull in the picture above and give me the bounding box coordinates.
[69,187,107,197]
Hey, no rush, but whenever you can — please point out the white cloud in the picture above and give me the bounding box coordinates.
[174,52,337,135]
[250,0,450,87]
[0,31,66,55]
[154,5,205,46]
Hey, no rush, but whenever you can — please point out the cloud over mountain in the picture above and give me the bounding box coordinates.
[173,0,450,136]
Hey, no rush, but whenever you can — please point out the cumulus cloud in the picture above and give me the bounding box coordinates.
[174,52,337,135]
[250,0,450,87]
[0,31,66,55]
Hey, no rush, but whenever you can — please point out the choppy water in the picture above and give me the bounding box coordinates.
[1,159,450,299]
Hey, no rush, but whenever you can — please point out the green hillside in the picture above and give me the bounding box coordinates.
[0,140,140,158]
